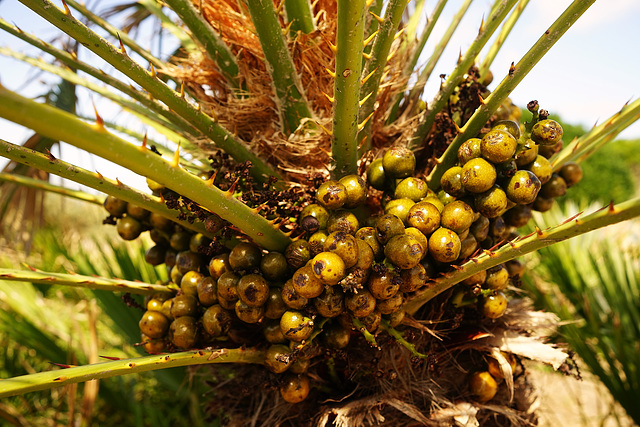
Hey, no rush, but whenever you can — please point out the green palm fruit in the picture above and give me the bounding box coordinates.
[559,162,583,187]
[338,174,368,208]
[440,166,466,198]
[316,180,348,210]
[311,251,346,286]
[440,200,475,234]
[326,210,359,235]
[139,311,170,339]
[382,147,416,178]
[367,158,388,190]
[531,119,563,145]
[506,170,542,204]
[117,216,143,241]
[469,371,498,403]
[384,234,424,269]
[280,311,314,342]
[103,196,127,217]
[237,274,270,307]
[461,158,497,193]
[292,264,325,298]
[481,129,518,163]
[428,227,461,263]
[458,138,482,165]
[314,286,345,318]
[169,316,198,349]
[229,242,262,272]
[299,204,329,233]
[394,177,429,201]
[264,344,293,374]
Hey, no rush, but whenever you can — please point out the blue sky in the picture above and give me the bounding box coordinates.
[0,0,639,191]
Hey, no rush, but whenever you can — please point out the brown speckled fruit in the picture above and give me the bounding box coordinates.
[480,292,508,319]
[428,227,461,263]
[316,180,347,210]
[280,311,314,342]
[461,158,497,193]
[481,129,517,164]
[440,201,475,234]
[506,170,541,205]
[292,265,325,298]
[237,274,270,307]
[382,146,416,178]
[384,234,424,269]
[407,201,441,236]
[311,251,346,286]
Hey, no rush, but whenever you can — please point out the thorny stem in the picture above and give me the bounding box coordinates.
[551,97,640,170]
[358,0,409,153]
[0,47,194,139]
[387,0,472,124]
[478,0,531,82]
[0,88,293,251]
[284,0,316,34]
[0,20,199,140]
[245,0,313,135]
[18,0,282,183]
[163,0,242,89]
[0,172,103,205]
[409,0,518,150]
[62,0,164,68]
[425,0,597,190]
[404,197,640,316]
[0,138,212,238]
[0,268,175,296]
[332,0,367,179]
[0,348,265,397]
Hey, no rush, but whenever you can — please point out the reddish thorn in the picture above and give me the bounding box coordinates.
[608,201,615,213]
[50,362,75,369]
[117,33,127,55]
[100,355,122,361]
[562,211,584,224]
[535,227,544,236]
[508,241,516,248]
[226,178,240,195]
[45,148,56,161]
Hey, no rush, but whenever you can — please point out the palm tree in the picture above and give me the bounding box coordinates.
[0,0,639,424]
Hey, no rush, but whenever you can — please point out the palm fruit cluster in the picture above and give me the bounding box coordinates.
[102,102,582,405]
